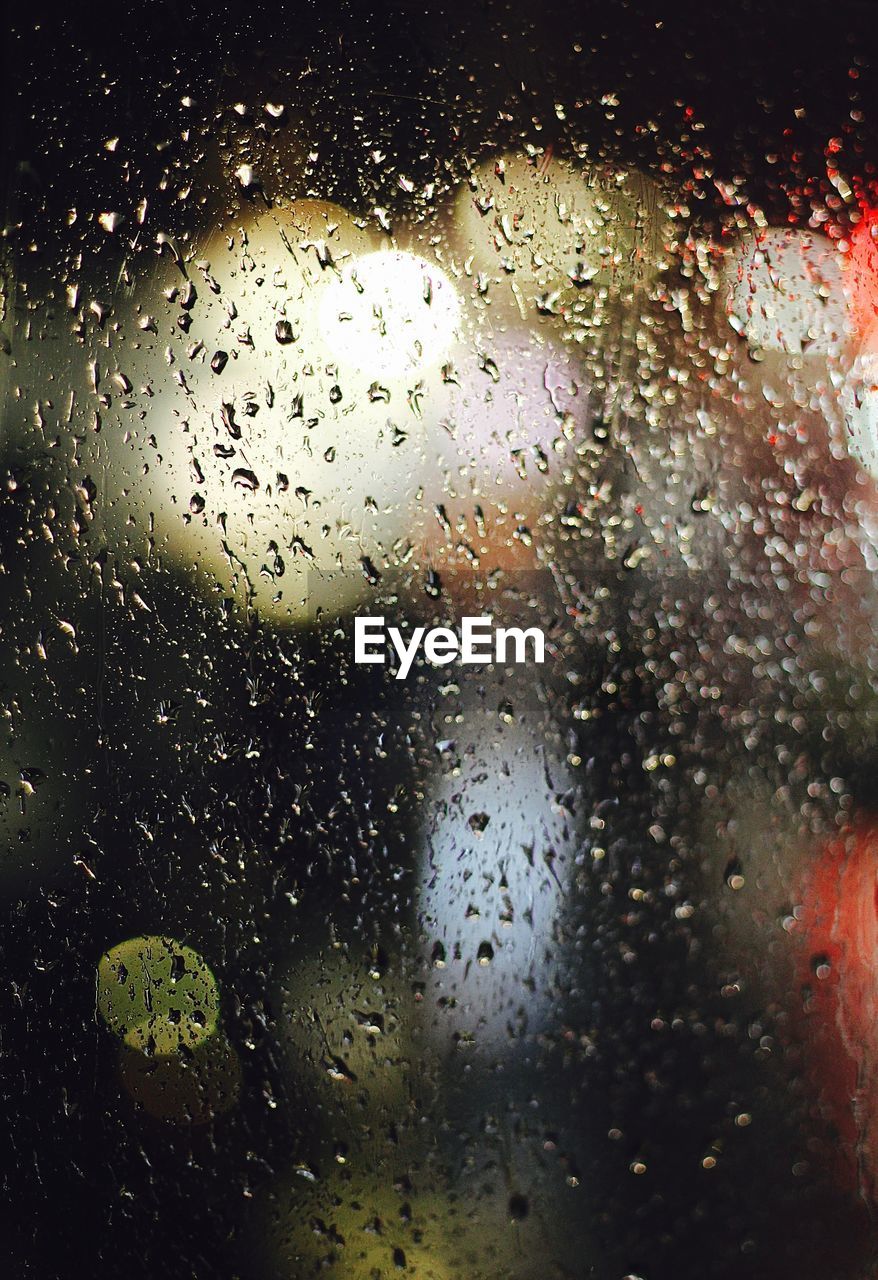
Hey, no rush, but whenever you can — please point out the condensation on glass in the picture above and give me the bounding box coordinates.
[2,7,878,1279]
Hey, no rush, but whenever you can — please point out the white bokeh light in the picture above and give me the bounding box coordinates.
[319,249,461,380]
[418,679,575,1051]
[842,323,878,480]
[725,227,848,355]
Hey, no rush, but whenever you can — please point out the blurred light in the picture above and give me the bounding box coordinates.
[119,1023,242,1124]
[844,206,878,340]
[319,250,460,379]
[841,212,878,481]
[794,824,878,1200]
[451,153,667,319]
[841,322,878,480]
[254,1162,544,1279]
[275,945,413,1113]
[17,183,636,630]
[418,678,575,1050]
[98,203,439,622]
[125,205,463,619]
[724,227,847,355]
[98,936,239,1124]
[97,935,220,1044]
[82,198,578,624]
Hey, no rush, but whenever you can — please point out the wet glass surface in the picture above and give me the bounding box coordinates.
[3,4,878,1277]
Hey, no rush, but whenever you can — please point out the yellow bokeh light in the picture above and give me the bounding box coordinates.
[97,935,220,1044]
[119,1021,242,1125]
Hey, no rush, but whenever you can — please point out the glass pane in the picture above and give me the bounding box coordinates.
[3,6,878,1277]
